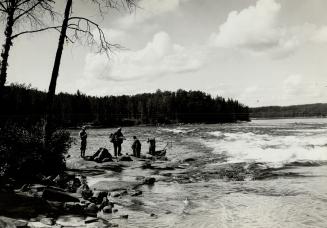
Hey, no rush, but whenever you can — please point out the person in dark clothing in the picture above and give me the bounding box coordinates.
[111,128,125,157]
[147,138,156,155]
[131,136,141,158]
[79,126,87,158]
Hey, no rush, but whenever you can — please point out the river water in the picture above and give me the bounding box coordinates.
[69,118,327,228]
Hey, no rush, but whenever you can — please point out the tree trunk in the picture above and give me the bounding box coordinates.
[0,9,15,96]
[44,0,72,144]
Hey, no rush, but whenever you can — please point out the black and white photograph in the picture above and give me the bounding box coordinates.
[0,0,326,227]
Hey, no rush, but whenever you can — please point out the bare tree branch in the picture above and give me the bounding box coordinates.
[11,25,61,39]
[0,1,7,11]
[14,0,43,22]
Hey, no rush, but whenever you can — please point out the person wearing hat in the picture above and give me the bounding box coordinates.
[111,127,125,157]
[79,126,87,158]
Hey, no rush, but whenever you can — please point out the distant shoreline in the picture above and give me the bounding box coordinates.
[250,116,327,120]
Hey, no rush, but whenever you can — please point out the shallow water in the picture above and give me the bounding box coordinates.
[69,118,327,228]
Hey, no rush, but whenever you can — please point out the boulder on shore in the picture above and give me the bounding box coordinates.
[143,177,156,185]
[42,188,80,202]
[102,205,112,214]
[119,155,133,162]
[0,216,27,228]
[91,191,108,204]
[77,183,93,200]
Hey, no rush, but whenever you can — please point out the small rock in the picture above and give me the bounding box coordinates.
[40,218,55,226]
[150,213,157,217]
[19,184,30,192]
[84,217,98,224]
[56,215,85,227]
[42,188,80,202]
[53,174,62,185]
[99,197,109,210]
[183,158,196,163]
[0,216,27,227]
[143,177,156,185]
[110,191,121,197]
[91,191,108,204]
[110,190,127,197]
[77,184,93,200]
[130,190,142,197]
[86,203,98,214]
[119,155,133,162]
[64,202,84,213]
[102,157,112,162]
[141,161,152,169]
[135,176,145,181]
[27,221,52,228]
[113,209,118,213]
[103,206,112,214]
[119,215,128,219]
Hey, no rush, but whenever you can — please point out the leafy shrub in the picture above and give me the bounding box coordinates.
[46,129,73,174]
[0,123,72,182]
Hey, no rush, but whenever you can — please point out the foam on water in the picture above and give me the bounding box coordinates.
[159,127,195,134]
[204,120,327,166]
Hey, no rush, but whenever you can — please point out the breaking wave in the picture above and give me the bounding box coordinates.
[204,122,327,166]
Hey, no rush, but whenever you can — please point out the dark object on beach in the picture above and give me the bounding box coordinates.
[130,189,142,197]
[85,217,99,224]
[119,155,133,162]
[102,205,113,214]
[77,177,93,200]
[63,202,84,214]
[77,184,93,200]
[183,158,196,163]
[99,197,110,210]
[42,188,80,202]
[120,214,128,219]
[143,177,156,185]
[91,191,108,204]
[85,203,98,214]
[85,148,112,163]
[152,149,166,157]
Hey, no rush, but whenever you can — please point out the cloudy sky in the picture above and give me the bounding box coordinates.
[4,0,327,107]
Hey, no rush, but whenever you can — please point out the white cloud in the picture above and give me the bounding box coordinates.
[118,0,189,28]
[83,31,204,81]
[282,74,326,101]
[283,74,303,96]
[210,0,281,50]
[209,0,317,57]
[311,26,327,43]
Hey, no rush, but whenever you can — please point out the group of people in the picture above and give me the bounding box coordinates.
[79,127,156,159]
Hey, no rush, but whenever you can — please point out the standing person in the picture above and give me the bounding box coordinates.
[111,128,125,157]
[131,136,141,158]
[147,138,156,155]
[79,126,87,158]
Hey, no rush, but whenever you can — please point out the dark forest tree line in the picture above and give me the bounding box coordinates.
[250,104,327,118]
[1,84,250,128]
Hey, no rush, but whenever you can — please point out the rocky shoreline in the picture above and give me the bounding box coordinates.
[0,153,164,228]
[1,149,316,228]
